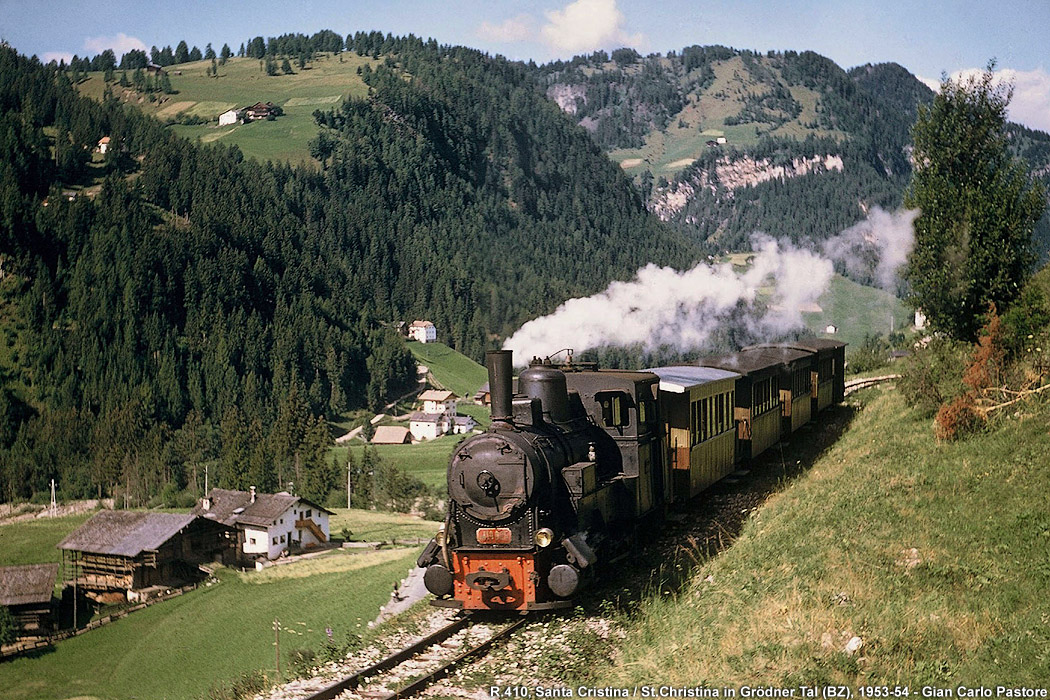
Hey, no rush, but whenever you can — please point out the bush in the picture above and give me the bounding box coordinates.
[934,394,984,441]
[897,337,970,417]
[0,605,17,645]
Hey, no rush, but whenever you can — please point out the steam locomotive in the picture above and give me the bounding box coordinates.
[416,341,845,612]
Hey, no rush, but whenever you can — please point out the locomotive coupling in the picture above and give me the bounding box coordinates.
[465,567,512,591]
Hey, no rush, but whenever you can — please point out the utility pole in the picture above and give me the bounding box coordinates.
[347,460,352,510]
[274,618,280,676]
[50,479,57,518]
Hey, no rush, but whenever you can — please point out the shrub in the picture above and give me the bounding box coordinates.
[934,394,984,441]
[897,337,970,416]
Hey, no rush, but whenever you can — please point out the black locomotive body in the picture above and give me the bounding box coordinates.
[418,350,658,611]
[418,340,846,612]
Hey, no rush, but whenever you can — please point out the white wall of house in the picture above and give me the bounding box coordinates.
[423,397,456,415]
[410,418,443,441]
[218,110,240,126]
[240,502,330,559]
[410,323,436,343]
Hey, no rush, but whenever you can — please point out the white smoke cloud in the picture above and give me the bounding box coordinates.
[503,208,918,360]
[918,67,1050,133]
[540,0,646,54]
[822,207,919,291]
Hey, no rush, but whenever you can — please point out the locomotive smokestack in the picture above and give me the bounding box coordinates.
[486,350,514,424]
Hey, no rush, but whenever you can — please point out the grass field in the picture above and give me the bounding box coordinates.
[327,508,440,542]
[803,274,911,350]
[78,52,377,166]
[608,386,1050,685]
[0,549,417,700]
[406,341,487,399]
[333,433,462,490]
[0,512,93,567]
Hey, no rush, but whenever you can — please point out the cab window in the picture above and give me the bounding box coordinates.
[597,392,630,428]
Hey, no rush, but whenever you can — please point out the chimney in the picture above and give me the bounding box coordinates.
[202,497,211,511]
[486,350,514,425]
[250,486,256,503]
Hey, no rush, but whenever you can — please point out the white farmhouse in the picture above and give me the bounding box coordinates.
[420,389,457,415]
[408,320,437,343]
[193,487,333,561]
[218,109,242,126]
[409,390,477,441]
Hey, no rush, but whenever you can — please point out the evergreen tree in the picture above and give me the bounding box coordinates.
[220,43,232,64]
[904,63,1046,341]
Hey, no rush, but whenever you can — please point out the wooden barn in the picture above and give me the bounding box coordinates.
[0,563,58,637]
[57,512,235,599]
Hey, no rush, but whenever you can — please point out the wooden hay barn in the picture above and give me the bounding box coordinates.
[57,512,235,599]
[0,563,58,637]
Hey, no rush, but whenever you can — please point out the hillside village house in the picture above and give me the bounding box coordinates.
[97,136,110,154]
[218,109,242,126]
[409,390,476,441]
[408,320,437,343]
[193,488,333,561]
[244,101,280,121]
[0,563,58,637]
[57,512,235,600]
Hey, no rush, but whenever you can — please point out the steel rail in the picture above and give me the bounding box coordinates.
[303,616,472,700]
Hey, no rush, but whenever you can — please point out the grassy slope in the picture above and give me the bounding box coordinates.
[405,341,487,399]
[0,512,93,567]
[79,52,375,166]
[611,56,844,178]
[803,274,912,350]
[327,507,440,541]
[0,549,416,700]
[611,386,1050,685]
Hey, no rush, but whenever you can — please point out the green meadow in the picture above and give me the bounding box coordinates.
[0,506,437,699]
[406,341,487,400]
[803,274,912,350]
[609,386,1050,685]
[78,52,377,166]
[0,549,416,700]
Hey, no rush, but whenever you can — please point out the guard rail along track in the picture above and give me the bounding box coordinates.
[303,615,526,700]
[844,374,900,395]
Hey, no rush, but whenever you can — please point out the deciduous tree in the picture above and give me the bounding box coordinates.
[904,63,1046,341]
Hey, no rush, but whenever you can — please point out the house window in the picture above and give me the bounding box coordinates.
[272,537,278,545]
[249,537,256,545]
[306,509,312,518]
[280,535,285,543]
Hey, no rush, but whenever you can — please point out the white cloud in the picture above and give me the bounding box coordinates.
[918,67,1050,133]
[83,33,147,57]
[42,52,75,65]
[477,15,535,43]
[540,0,646,55]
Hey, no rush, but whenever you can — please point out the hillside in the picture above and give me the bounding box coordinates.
[536,49,1050,257]
[0,40,694,507]
[604,385,1050,684]
[77,52,377,167]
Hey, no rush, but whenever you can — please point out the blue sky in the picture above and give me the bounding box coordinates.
[2,0,1048,130]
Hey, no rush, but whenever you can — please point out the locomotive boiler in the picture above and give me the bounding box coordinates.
[417,350,661,611]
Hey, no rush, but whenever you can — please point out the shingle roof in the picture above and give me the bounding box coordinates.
[372,426,411,444]
[192,489,332,529]
[419,390,456,402]
[57,511,198,557]
[409,412,443,423]
[746,339,846,354]
[0,563,58,606]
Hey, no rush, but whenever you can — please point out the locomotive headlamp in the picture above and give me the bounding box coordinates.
[435,525,446,547]
[534,528,554,548]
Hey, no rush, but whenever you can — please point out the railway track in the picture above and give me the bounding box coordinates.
[300,615,525,700]
[844,374,900,395]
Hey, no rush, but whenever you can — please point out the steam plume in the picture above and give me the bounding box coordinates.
[503,207,918,361]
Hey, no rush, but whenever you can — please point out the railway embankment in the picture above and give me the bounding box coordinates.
[602,382,1050,686]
